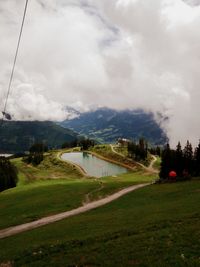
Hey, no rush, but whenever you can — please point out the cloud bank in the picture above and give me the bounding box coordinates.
[0,0,200,146]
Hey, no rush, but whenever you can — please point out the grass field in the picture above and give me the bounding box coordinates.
[0,180,200,266]
[0,179,98,229]
[90,145,139,169]
[1,148,199,267]
[153,156,161,171]
[114,145,129,157]
[0,150,155,230]
[13,151,83,185]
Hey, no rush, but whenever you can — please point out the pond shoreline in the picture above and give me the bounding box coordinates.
[58,151,88,177]
[87,150,136,171]
[59,151,130,177]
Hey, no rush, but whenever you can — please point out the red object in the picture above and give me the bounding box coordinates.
[169,170,177,178]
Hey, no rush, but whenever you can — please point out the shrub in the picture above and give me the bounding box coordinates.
[0,157,18,192]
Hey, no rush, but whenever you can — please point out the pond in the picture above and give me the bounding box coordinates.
[0,154,13,158]
[61,152,129,178]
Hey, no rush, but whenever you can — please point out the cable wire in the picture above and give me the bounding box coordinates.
[1,0,29,122]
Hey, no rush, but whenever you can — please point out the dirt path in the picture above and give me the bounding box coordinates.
[147,155,158,172]
[136,155,158,174]
[110,144,125,158]
[110,145,158,174]
[83,180,105,204]
[0,183,149,239]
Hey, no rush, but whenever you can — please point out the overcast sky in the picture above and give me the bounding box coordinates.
[0,0,200,146]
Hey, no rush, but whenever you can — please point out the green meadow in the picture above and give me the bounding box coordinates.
[153,156,161,171]
[0,150,154,230]
[0,147,199,267]
[0,180,200,266]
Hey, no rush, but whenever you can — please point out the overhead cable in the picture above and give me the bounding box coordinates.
[1,0,29,122]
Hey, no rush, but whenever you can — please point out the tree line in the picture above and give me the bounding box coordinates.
[23,143,48,166]
[62,138,95,151]
[159,140,200,180]
[127,138,148,162]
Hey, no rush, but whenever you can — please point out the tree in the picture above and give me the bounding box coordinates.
[194,140,200,176]
[159,140,200,181]
[149,146,161,156]
[127,139,148,162]
[23,143,46,166]
[62,139,78,149]
[138,138,148,161]
[0,157,18,192]
[156,146,161,157]
[175,141,183,177]
[159,143,171,180]
[127,141,136,158]
[78,138,95,150]
[29,143,48,153]
[183,140,193,175]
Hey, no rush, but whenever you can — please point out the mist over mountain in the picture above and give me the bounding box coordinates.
[64,106,80,120]
[61,108,167,145]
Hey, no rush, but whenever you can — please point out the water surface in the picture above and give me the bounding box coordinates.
[61,152,128,177]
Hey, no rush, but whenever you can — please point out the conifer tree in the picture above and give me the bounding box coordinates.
[183,140,193,175]
[0,157,18,192]
[175,141,183,177]
[23,143,46,166]
[159,143,171,179]
[156,146,161,156]
[194,140,200,176]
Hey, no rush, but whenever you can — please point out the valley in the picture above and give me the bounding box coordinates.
[61,108,167,145]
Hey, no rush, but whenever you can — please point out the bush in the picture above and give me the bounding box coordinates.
[0,157,18,192]
[23,143,46,166]
[78,138,95,150]
[23,152,43,166]
[62,139,78,149]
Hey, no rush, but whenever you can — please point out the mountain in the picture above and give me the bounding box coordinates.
[0,121,78,153]
[64,106,80,120]
[61,108,167,145]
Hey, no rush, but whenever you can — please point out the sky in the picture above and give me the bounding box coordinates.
[0,0,200,146]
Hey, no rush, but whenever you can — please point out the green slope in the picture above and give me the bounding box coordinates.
[0,121,77,153]
[0,152,153,229]
[0,180,200,266]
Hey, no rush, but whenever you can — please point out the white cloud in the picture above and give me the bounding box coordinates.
[183,0,200,6]
[1,0,200,146]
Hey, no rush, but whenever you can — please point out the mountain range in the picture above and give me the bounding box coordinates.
[60,108,167,145]
[0,108,167,153]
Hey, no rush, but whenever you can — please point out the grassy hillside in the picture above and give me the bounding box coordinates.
[153,156,161,170]
[0,171,153,230]
[0,180,200,266]
[13,151,82,184]
[0,121,78,153]
[0,148,199,266]
[0,150,154,230]
[89,144,138,169]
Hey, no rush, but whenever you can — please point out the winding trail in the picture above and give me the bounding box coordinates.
[110,144,126,158]
[83,180,105,204]
[148,155,158,172]
[110,145,158,174]
[0,183,149,239]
